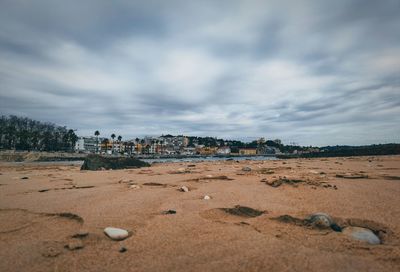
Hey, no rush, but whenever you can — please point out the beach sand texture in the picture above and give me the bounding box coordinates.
[1,156,400,271]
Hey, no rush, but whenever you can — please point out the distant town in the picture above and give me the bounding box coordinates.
[75,133,292,156]
[1,115,399,158]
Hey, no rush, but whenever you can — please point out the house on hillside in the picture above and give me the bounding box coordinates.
[216,146,231,155]
[238,148,257,155]
[197,147,217,155]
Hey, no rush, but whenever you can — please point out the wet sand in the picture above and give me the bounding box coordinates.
[1,156,400,271]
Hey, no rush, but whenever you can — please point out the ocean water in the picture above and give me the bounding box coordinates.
[4,155,277,166]
[142,156,278,164]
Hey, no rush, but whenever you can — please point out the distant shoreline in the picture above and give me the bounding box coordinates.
[0,150,277,163]
[1,149,400,163]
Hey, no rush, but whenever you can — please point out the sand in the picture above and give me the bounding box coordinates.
[0,156,400,271]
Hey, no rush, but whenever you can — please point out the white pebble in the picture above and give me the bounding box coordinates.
[104,227,129,241]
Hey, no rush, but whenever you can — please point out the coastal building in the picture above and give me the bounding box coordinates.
[238,148,257,155]
[75,136,101,153]
[100,141,113,154]
[161,135,188,148]
[197,147,217,155]
[182,147,196,155]
[216,146,231,155]
[123,141,136,155]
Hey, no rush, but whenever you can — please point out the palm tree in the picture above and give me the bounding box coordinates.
[111,134,116,154]
[94,130,100,153]
[117,135,122,153]
[135,138,140,155]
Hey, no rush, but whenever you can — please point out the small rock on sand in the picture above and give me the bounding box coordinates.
[342,227,380,245]
[66,239,84,250]
[104,227,129,241]
[163,210,177,214]
[307,213,334,229]
[203,195,211,200]
[21,176,29,180]
[72,230,89,238]
[129,184,141,189]
[180,186,189,192]
[242,167,252,172]
[205,174,213,178]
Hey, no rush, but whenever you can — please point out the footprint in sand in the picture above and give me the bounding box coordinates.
[0,209,84,270]
[272,213,396,246]
[200,205,265,223]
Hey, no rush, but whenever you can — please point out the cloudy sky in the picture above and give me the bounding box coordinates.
[0,0,399,146]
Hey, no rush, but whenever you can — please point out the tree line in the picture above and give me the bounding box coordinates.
[0,115,78,151]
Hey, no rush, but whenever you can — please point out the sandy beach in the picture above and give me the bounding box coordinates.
[1,156,400,271]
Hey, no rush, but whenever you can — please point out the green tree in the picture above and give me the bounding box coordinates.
[67,129,78,152]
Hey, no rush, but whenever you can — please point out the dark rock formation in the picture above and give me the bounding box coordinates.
[80,155,150,171]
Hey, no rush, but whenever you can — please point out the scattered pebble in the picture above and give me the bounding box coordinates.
[307,213,334,229]
[180,186,189,192]
[163,210,176,214]
[72,230,89,238]
[66,239,84,250]
[342,226,381,245]
[242,167,252,172]
[129,185,141,189]
[104,227,129,241]
[205,174,213,178]
[203,195,211,200]
[119,246,127,253]
[21,177,29,180]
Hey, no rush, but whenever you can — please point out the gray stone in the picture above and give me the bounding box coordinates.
[307,213,334,228]
[66,239,84,250]
[343,227,381,245]
[72,230,89,238]
[242,167,252,172]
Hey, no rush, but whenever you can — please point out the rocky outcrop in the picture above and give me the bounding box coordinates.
[80,155,150,170]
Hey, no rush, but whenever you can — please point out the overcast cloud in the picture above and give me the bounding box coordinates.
[0,0,399,146]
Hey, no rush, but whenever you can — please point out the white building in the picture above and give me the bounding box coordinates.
[216,146,231,155]
[75,137,101,153]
